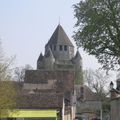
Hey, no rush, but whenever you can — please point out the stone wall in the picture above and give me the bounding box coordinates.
[46,45,74,60]
[23,80,56,90]
[24,70,74,93]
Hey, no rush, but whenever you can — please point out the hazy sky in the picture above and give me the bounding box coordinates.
[0,0,102,70]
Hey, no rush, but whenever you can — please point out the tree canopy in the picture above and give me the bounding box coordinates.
[84,69,110,99]
[73,0,120,70]
[84,69,110,113]
[14,64,33,82]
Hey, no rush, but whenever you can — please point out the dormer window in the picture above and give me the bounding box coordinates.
[59,45,63,51]
[64,45,67,51]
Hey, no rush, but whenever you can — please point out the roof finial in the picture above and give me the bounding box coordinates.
[59,16,60,25]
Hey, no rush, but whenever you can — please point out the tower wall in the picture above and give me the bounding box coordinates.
[46,45,74,60]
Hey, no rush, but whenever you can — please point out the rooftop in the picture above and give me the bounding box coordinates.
[46,24,74,47]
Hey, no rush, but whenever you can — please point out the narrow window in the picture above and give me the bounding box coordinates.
[54,45,56,51]
[64,45,67,51]
[59,45,63,51]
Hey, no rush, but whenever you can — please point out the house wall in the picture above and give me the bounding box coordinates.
[77,101,102,112]
[111,97,120,120]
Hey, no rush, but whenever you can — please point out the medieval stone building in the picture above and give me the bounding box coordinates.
[18,24,83,120]
[75,85,102,119]
[37,24,82,84]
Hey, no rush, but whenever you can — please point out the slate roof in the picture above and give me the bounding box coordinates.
[76,85,99,101]
[74,51,82,60]
[83,85,99,101]
[46,24,74,47]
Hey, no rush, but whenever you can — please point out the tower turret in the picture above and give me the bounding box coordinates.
[72,51,83,85]
[37,53,44,69]
[72,51,82,68]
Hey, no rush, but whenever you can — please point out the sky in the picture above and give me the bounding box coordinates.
[0,0,108,71]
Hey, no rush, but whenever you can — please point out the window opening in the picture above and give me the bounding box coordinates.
[64,45,67,51]
[59,45,63,51]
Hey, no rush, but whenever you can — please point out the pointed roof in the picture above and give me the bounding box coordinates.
[74,51,82,60]
[46,24,74,47]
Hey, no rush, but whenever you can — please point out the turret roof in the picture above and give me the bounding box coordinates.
[74,51,82,60]
[37,53,44,61]
[46,24,74,47]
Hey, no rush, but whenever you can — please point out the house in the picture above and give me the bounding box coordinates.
[75,85,102,120]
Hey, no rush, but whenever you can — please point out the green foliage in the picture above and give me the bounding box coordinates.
[0,41,17,117]
[73,0,120,70]
[0,81,17,117]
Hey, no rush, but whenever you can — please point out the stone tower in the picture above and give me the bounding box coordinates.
[37,24,83,84]
[23,24,83,120]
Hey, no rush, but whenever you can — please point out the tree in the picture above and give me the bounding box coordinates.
[0,41,17,118]
[14,64,33,82]
[84,69,111,113]
[0,81,17,117]
[84,69,110,100]
[0,42,14,81]
[73,0,120,70]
